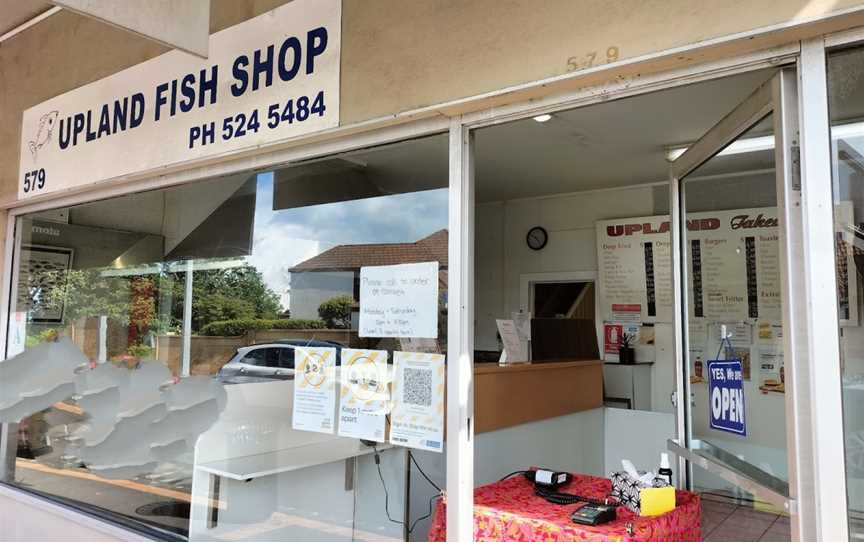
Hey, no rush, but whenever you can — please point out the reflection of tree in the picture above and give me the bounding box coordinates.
[318,295,353,329]
[43,265,282,340]
[168,265,281,333]
[45,269,134,324]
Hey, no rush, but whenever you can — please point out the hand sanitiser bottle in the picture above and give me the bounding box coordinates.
[659,453,673,486]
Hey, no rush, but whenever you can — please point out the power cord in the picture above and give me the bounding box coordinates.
[372,444,403,526]
[498,470,611,507]
[499,470,530,481]
[407,450,442,532]
[534,485,609,507]
[371,444,443,534]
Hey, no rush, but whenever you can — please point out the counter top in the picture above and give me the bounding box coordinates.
[474,359,603,375]
[474,358,603,433]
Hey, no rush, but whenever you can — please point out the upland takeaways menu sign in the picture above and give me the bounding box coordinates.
[596,206,857,325]
[597,215,674,323]
[18,0,341,199]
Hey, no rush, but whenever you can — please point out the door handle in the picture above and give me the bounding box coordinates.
[239,367,247,374]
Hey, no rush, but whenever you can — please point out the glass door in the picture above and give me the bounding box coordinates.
[667,68,797,524]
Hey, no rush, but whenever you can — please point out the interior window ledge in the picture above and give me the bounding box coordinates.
[0,482,172,542]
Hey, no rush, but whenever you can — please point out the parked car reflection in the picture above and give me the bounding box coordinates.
[217,339,344,384]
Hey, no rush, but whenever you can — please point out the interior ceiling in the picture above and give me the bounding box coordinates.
[0,1,53,37]
[474,69,778,202]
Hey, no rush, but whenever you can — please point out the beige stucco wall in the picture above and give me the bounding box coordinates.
[339,0,864,122]
[2,0,864,207]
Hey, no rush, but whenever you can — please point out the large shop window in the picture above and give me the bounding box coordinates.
[828,44,864,539]
[3,134,449,541]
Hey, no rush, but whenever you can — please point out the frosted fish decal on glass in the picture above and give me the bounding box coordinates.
[0,337,86,423]
[0,337,227,481]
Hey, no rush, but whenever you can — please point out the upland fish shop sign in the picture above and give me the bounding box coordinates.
[18,0,340,199]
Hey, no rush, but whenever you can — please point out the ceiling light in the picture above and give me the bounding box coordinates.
[533,114,552,123]
[665,120,864,163]
[665,135,774,162]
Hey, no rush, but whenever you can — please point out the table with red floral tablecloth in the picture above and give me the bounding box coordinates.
[426,472,700,542]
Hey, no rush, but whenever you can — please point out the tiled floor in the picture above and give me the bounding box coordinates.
[701,496,790,541]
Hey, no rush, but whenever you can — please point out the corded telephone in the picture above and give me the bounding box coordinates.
[502,468,618,526]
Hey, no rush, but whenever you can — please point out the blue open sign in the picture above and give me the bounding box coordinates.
[707,359,746,436]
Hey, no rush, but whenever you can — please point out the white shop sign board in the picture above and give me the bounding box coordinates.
[18,0,341,199]
[359,262,440,339]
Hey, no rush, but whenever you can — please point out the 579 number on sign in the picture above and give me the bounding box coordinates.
[22,168,46,194]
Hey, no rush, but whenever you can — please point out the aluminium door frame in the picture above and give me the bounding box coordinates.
[668,68,797,509]
[667,47,848,542]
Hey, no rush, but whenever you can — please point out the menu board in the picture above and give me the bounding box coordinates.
[596,204,858,326]
[686,209,781,322]
[596,215,674,323]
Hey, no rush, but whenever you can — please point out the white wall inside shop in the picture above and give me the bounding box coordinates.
[474,184,676,415]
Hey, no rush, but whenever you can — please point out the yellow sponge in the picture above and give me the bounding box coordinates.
[639,487,676,517]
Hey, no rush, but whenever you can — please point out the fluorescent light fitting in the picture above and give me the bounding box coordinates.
[533,114,552,123]
[665,120,864,163]
[665,135,774,162]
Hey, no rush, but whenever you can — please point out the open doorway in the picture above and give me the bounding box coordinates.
[532,280,595,319]
[471,66,794,541]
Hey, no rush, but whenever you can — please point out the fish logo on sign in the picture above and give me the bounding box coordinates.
[28,111,59,161]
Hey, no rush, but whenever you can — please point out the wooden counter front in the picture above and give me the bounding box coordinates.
[474,360,603,434]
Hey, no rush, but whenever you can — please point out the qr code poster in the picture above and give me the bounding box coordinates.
[292,347,337,435]
[390,351,445,453]
[338,349,390,442]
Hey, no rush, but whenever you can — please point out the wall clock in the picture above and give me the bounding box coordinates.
[526,226,548,250]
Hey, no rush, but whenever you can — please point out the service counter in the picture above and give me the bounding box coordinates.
[473,359,604,433]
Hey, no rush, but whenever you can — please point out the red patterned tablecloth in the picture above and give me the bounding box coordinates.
[426,472,700,542]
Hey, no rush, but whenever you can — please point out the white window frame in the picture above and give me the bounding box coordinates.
[0,28,858,542]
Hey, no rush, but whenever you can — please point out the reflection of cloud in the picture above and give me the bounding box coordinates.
[250,173,448,310]
[247,222,322,310]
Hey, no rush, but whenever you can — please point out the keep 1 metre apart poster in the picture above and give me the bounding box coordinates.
[338,348,389,442]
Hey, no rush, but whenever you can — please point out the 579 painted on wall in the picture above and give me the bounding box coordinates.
[189,90,327,149]
[22,168,46,195]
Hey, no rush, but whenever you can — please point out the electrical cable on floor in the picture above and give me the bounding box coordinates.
[410,451,442,492]
[407,451,443,533]
[351,456,358,540]
[371,444,444,534]
[372,444,404,527]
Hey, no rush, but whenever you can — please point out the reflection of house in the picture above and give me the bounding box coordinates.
[288,230,448,322]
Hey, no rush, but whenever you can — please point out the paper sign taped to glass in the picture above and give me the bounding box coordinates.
[389,351,445,453]
[292,347,337,434]
[358,261,439,339]
[337,348,389,442]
